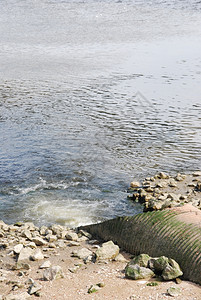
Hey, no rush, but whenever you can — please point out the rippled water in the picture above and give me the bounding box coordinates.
[0,0,201,226]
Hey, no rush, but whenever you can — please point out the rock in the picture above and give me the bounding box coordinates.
[68,266,80,273]
[114,253,128,262]
[167,287,181,297]
[167,193,181,202]
[130,181,140,188]
[46,234,57,242]
[175,173,186,181]
[168,180,177,188]
[68,241,80,247]
[13,244,24,254]
[129,254,150,268]
[21,230,32,241]
[17,247,34,262]
[158,172,169,179]
[0,231,4,238]
[78,229,92,239]
[196,182,201,191]
[39,226,48,235]
[192,171,201,177]
[162,258,183,280]
[40,260,51,269]
[148,256,169,272]
[66,232,78,241]
[56,240,66,248]
[26,242,37,249]
[125,264,155,280]
[48,243,56,248]
[43,266,64,281]
[88,284,100,294]
[95,241,119,260]
[32,237,47,246]
[28,282,42,295]
[30,249,44,261]
[12,262,31,270]
[4,292,31,300]
[72,248,92,259]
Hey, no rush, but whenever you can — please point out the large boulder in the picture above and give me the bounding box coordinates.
[125,264,155,280]
[95,241,119,260]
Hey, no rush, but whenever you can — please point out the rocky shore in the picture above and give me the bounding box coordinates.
[0,171,201,299]
[128,171,201,212]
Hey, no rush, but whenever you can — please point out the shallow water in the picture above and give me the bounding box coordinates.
[0,0,201,226]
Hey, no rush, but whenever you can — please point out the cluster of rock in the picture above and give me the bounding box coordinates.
[128,171,201,211]
[0,219,126,299]
[125,254,183,281]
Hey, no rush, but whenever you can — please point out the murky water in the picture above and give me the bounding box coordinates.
[0,0,201,226]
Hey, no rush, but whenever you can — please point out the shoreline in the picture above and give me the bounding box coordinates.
[0,171,201,299]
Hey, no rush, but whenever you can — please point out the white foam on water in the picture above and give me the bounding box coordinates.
[24,197,95,227]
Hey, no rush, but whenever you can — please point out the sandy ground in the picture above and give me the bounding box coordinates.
[0,235,201,300]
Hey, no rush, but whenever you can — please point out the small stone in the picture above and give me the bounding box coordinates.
[158,172,169,179]
[72,248,92,259]
[130,181,140,188]
[43,266,64,281]
[28,282,42,295]
[32,237,47,246]
[21,230,32,241]
[13,262,31,270]
[88,284,100,294]
[169,180,177,188]
[39,260,51,269]
[17,247,34,262]
[129,254,150,268]
[66,232,78,241]
[78,229,92,239]
[125,264,155,280]
[48,243,56,248]
[148,256,169,272]
[56,240,66,248]
[114,253,128,262]
[68,266,80,273]
[162,258,183,280]
[30,249,44,261]
[95,241,119,261]
[68,241,80,247]
[46,234,57,242]
[167,287,181,297]
[13,244,24,254]
[192,171,201,177]
[26,242,37,249]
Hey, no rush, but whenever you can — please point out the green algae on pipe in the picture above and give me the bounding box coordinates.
[79,209,201,285]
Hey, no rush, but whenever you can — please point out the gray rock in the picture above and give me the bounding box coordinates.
[162,258,183,280]
[114,253,128,262]
[88,284,100,294]
[46,234,57,242]
[21,230,32,241]
[68,241,80,247]
[78,229,92,239]
[30,249,44,261]
[129,254,150,268]
[167,287,181,297]
[130,181,140,188]
[17,247,34,262]
[192,171,201,177]
[28,282,42,295]
[39,260,51,269]
[25,242,37,249]
[43,266,64,281]
[95,241,119,261]
[66,232,78,241]
[125,264,155,280]
[148,256,169,272]
[13,244,24,254]
[72,248,92,259]
[32,237,47,246]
